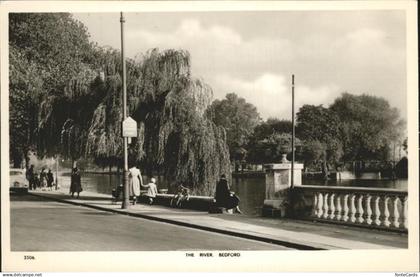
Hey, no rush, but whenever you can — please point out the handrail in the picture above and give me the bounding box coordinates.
[294,185,407,194]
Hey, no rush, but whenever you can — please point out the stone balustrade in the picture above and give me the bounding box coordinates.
[292,185,408,232]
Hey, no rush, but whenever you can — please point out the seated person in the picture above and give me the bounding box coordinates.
[214,174,242,214]
[171,184,190,207]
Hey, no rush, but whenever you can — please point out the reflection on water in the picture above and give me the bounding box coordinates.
[231,177,266,216]
[57,171,408,216]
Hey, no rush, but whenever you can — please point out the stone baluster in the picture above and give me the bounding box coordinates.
[365,195,372,225]
[329,194,336,220]
[383,196,391,227]
[335,195,342,221]
[317,193,323,218]
[343,194,349,222]
[392,196,400,228]
[350,194,357,223]
[357,195,364,224]
[374,196,381,226]
[311,193,318,217]
[323,193,329,219]
[403,196,408,229]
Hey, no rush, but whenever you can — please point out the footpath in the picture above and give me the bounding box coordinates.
[27,190,407,250]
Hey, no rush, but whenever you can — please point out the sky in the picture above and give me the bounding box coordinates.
[73,11,406,120]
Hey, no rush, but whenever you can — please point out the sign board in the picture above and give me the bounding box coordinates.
[122,116,137,137]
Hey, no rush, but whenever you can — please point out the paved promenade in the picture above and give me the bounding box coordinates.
[11,194,290,251]
[25,190,407,250]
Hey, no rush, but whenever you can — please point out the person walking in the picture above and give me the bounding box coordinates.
[39,168,47,189]
[46,169,54,191]
[34,172,40,190]
[142,177,158,205]
[70,166,82,198]
[129,164,143,205]
[215,174,242,214]
[26,165,35,190]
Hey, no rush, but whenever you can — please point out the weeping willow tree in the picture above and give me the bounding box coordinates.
[11,14,231,195]
[86,49,230,195]
[38,64,101,161]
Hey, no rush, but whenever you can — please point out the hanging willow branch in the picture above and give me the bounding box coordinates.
[86,48,230,195]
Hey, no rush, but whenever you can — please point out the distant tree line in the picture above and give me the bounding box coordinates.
[207,92,406,177]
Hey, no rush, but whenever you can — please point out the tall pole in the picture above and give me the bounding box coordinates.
[55,156,58,190]
[291,74,295,189]
[121,12,130,209]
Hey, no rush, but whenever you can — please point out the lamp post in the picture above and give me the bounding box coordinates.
[291,74,295,189]
[55,155,59,190]
[120,12,130,209]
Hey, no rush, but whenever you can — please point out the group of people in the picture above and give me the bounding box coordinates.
[126,164,191,207]
[30,161,241,213]
[128,164,158,205]
[127,165,241,213]
[26,165,55,191]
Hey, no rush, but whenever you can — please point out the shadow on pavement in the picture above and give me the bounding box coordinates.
[80,211,115,216]
[10,194,55,202]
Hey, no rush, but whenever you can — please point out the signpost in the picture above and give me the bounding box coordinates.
[122,117,138,138]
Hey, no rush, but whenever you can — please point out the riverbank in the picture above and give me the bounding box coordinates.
[21,189,407,250]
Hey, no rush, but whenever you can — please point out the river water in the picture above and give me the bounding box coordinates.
[56,172,408,216]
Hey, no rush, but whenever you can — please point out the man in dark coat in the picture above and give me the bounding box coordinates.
[70,167,82,198]
[215,174,242,213]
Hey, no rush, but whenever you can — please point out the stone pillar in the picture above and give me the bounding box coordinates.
[262,162,304,217]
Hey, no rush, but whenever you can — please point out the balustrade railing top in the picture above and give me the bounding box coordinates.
[294,185,407,195]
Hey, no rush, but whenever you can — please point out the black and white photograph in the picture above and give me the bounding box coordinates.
[1,0,418,273]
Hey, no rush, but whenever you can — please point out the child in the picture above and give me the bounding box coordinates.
[142,177,158,205]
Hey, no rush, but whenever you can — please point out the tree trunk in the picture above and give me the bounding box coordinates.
[24,149,30,169]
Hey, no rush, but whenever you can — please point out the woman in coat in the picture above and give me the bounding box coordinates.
[70,167,82,198]
[129,165,143,205]
[47,169,54,191]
